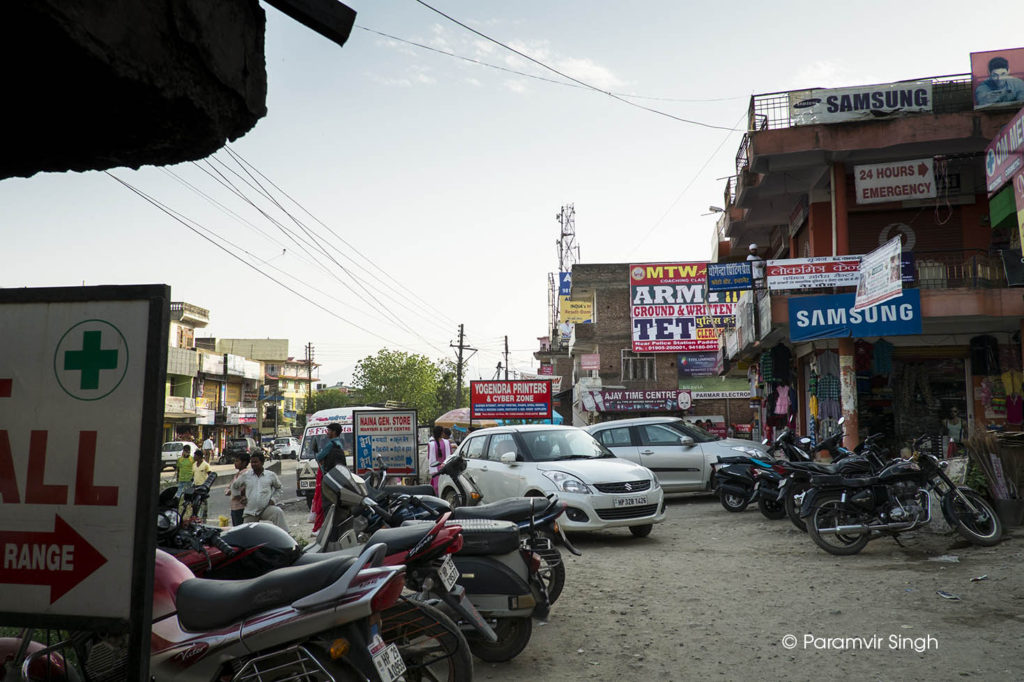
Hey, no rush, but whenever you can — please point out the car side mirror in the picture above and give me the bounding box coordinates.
[679,436,695,447]
[500,452,519,465]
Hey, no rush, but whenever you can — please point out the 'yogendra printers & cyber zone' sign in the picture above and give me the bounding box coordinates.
[470,380,552,420]
[629,262,737,353]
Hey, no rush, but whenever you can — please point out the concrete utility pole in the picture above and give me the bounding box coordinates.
[450,324,477,408]
[305,342,314,413]
[504,336,509,380]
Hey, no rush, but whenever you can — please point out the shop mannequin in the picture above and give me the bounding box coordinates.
[943,408,965,456]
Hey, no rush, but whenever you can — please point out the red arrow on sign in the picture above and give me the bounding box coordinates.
[0,515,108,603]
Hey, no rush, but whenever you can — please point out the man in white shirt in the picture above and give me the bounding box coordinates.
[230,451,288,532]
[202,434,215,459]
[746,243,766,286]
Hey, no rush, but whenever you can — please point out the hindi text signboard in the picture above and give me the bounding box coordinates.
[353,409,418,476]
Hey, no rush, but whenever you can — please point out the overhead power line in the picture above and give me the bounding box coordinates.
[357,24,743,104]
[412,0,741,131]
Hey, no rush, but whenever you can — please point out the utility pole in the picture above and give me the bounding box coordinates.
[305,342,314,414]
[493,362,503,380]
[504,336,509,380]
[450,324,477,408]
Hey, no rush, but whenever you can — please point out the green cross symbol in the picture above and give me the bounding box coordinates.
[64,331,119,390]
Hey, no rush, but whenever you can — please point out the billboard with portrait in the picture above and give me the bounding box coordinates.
[971,47,1024,110]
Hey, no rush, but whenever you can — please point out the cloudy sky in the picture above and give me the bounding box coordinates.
[2,1,1020,383]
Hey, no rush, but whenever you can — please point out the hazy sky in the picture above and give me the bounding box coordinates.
[2,1,1020,384]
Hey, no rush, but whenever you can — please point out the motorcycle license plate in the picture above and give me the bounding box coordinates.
[299,479,316,489]
[438,555,459,592]
[615,495,648,507]
[370,641,406,682]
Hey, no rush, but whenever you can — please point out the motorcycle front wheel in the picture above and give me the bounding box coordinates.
[380,598,473,682]
[531,539,565,604]
[806,492,870,556]
[785,485,808,532]
[942,487,1003,547]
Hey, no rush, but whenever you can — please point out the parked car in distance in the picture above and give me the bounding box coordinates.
[584,417,769,494]
[220,436,259,465]
[272,436,301,460]
[443,424,666,538]
[161,441,198,471]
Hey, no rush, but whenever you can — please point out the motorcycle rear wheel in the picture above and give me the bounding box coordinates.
[757,497,787,520]
[532,540,565,604]
[806,492,869,556]
[943,487,1003,547]
[467,616,532,663]
[719,490,749,513]
[380,598,473,682]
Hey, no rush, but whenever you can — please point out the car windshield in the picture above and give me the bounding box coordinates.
[228,439,248,447]
[667,420,718,443]
[300,432,354,460]
[274,438,289,446]
[520,429,613,462]
[162,443,183,452]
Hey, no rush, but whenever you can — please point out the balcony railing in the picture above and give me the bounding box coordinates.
[746,74,974,132]
[907,249,1007,289]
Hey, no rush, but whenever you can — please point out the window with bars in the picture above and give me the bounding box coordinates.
[621,350,656,381]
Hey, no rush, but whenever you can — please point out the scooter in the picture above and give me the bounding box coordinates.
[311,461,545,662]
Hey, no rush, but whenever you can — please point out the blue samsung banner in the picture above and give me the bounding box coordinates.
[788,289,922,341]
[707,262,752,291]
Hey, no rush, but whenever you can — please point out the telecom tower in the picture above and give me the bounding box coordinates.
[548,204,580,340]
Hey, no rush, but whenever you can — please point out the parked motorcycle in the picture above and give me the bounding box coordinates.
[367,453,581,604]
[802,435,1004,555]
[711,452,785,518]
[311,461,545,662]
[7,543,412,682]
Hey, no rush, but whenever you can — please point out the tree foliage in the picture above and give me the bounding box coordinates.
[351,349,444,422]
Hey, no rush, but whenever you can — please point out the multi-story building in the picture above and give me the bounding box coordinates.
[718,69,1024,451]
[163,301,207,442]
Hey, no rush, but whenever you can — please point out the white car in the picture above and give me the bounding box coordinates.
[584,417,769,494]
[161,441,199,471]
[449,424,666,538]
[272,436,301,459]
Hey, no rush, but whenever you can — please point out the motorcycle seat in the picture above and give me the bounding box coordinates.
[176,555,360,632]
[809,474,880,487]
[381,484,436,497]
[448,518,521,555]
[364,524,443,554]
[450,497,546,523]
[788,461,837,474]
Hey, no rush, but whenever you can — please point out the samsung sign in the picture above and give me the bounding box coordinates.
[788,290,922,341]
[789,81,933,125]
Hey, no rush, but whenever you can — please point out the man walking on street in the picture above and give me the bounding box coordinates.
[176,444,194,514]
[202,433,215,462]
[231,451,289,532]
[190,450,212,523]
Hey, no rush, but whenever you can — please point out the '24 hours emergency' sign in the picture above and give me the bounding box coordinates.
[0,286,168,628]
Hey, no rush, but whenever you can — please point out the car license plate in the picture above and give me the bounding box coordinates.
[438,555,459,591]
[299,479,316,489]
[370,642,405,682]
[615,495,648,507]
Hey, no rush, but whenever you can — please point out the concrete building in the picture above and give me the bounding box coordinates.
[718,71,1024,452]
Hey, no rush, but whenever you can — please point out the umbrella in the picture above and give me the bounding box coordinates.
[434,407,498,430]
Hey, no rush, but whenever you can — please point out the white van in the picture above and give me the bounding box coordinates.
[295,407,388,508]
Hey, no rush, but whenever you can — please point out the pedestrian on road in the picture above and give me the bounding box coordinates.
[202,433,215,460]
[175,444,194,514]
[428,425,451,494]
[226,454,249,526]
[190,450,212,522]
[312,423,345,532]
[231,451,289,532]
[443,427,455,454]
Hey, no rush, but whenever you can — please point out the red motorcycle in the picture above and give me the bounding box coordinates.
[3,542,410,682]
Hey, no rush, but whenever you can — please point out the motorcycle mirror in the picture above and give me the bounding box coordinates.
[837,416,845,426]
[440,453,467,476]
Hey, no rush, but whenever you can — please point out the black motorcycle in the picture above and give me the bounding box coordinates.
[712,453,787,519]
[801,435,1003,555]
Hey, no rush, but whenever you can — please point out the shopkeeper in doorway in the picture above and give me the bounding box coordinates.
[943,408,965,457]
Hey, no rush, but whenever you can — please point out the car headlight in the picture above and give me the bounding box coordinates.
[731,446,761,457]
[541,470,592,494]
[650,473,661,490]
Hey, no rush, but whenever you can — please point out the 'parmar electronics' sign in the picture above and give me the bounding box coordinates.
[0,286,168,675]
[470,380,552,420]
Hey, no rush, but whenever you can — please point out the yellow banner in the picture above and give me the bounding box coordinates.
[559,297,592,323]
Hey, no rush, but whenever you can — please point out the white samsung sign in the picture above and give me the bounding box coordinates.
[0,286,168,626]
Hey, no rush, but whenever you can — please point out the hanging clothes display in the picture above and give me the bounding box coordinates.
[771,345,793,384]
[873,339,894,375]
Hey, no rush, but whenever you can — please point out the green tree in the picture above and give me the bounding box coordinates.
[435,358,466,414]
[352,349,442,421]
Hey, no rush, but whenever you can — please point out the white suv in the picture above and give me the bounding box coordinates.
[273,436,301,459]
[448,424,665,538]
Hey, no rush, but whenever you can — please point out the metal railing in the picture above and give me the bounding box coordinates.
[746,73,974,132]
[908,249,1007,289]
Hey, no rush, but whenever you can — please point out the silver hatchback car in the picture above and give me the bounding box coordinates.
[584,417,767,494]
